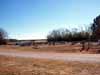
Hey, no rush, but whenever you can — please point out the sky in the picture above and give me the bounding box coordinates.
[0,0,100,40]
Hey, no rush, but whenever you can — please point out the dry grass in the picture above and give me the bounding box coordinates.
[0,44,100,54]
[0,55,100,75]
[0,44,81,53]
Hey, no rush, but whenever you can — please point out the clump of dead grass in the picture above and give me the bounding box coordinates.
[0,55,100,75]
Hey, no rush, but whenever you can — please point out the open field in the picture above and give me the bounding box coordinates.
[0,44,95,53]
[0,44,81,53]
[0,55,100,75]
[0,43,100,53]
[0,44,100,75]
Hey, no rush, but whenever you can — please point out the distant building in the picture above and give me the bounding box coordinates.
[7,39,47,46]
[15,41,33,46]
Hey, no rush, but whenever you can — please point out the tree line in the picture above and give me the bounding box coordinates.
[47,27,91,43]
[47,15,100,43]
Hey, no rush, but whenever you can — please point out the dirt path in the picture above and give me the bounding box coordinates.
[0,50,100,63]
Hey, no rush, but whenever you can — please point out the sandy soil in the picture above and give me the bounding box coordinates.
[0,50,100,63]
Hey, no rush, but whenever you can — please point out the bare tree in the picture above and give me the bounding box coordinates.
[0,28,8,45]
[87,15,100,52]
[47,28,90,46]
[91,15,100,39]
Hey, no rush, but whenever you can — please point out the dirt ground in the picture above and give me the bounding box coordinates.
[0,43,99,53]
[0,44,100,75]
[0,55,100,75]
[0,44,80,53]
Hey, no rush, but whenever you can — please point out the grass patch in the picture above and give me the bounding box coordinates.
[0,55,100,75]
[0,45,80,53]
